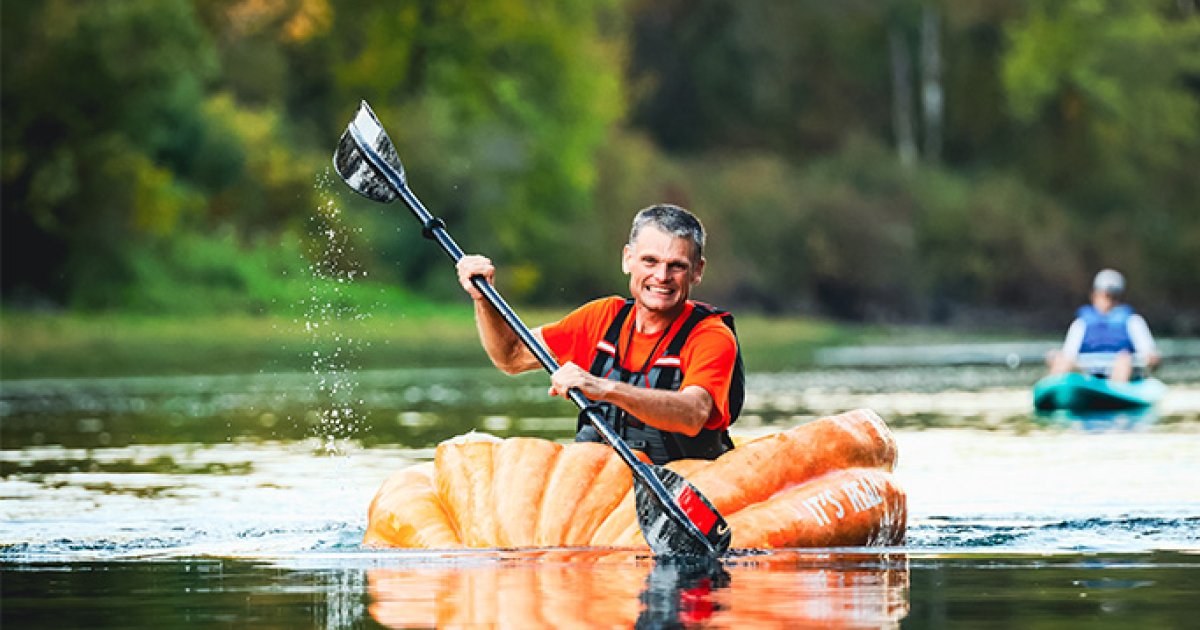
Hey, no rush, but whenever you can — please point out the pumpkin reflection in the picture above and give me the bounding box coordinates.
[368,550,909,628]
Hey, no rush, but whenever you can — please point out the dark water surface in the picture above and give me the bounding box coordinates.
[4,551,1198,628]
[3,365,1199,627]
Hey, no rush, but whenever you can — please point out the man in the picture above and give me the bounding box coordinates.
[1047,268,1160,382]
[455,204,739,464]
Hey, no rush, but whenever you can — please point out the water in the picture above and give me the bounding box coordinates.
[3,365,1200,627]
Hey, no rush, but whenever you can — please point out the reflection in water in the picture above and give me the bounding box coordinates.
[637,557,730,628]
[367,550,909,628]
[1034,408,1159,431]
[5,553,1196,628]
[4,365,1198,449]
[0,369,567,449]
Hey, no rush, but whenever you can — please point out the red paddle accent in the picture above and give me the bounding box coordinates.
[677,486,717,533]
[679,580,717,624]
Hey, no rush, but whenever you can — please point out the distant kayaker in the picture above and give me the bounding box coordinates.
[456,204,741,464]
[1046,268,1160,382]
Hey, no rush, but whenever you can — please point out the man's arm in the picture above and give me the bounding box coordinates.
[1061,319,1086,359]
[456,255,544,375]
[549,363,714,437]
[1127,314,1161,368]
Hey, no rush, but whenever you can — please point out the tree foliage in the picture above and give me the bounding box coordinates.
[2,0,1197,332]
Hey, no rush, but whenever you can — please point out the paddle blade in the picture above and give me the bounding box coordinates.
[635,466,731,557]
[333,101,404,203]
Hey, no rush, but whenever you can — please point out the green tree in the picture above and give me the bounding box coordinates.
[627,1,897,156]
[1001,0,1200,325]
[2,0,220,306]
[320,0,627,300]
[2,1,329,311]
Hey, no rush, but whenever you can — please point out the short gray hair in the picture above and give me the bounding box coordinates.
[629,204,705,262]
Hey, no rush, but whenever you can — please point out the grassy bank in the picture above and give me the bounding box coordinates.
[0,307,904,380]
[0,308,473,379]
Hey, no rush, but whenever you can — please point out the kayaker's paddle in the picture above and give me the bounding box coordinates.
[333,100,731,557]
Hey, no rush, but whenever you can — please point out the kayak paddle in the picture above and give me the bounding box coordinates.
[333,100,731,557]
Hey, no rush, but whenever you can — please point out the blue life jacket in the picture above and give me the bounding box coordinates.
[575,299,743,465]
[1077,304,1136,354]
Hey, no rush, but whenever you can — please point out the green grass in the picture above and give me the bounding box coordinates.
[0,302,598,379]
[1,306,1007,380]
[0,308,481,379]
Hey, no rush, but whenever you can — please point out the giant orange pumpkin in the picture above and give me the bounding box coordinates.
[364,408,906,549]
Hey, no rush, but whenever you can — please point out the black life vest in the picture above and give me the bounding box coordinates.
[575,299,745,465]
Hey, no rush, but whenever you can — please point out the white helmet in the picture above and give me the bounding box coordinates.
[1092,268,1125,296]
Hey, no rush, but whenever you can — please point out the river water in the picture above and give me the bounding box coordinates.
[2,363,1199,627]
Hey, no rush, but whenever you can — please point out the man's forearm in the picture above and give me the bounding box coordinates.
[474,299,540,374]
[600,382,712,437]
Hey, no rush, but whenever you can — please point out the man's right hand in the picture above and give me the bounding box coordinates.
[456,255,495,301]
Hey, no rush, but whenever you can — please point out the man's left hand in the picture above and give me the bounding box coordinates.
[549,362,611,401]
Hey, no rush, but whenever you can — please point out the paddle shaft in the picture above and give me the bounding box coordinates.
[347,129,582,407]
[346,124,714,553]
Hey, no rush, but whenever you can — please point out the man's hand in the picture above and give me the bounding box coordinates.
[456,255,495,301]
[549,361,612,401]
[553,361,716,436]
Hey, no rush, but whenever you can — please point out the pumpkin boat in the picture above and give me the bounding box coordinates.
[364,408,906,550]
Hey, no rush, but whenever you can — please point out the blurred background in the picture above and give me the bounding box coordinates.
[4,8,1200,620]
[2,0,1199,379]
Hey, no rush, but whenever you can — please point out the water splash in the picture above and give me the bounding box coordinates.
[302,171,369,456]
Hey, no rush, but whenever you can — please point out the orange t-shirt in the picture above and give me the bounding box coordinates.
[540,296,738,431]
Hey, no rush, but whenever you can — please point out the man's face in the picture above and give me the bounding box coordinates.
[1091,290,1117,312]
[622,225,705,315]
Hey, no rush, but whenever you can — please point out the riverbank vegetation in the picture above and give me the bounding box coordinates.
[3,1,1197,335]
[1,305,976,380]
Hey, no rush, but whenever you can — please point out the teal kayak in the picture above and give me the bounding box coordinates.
[1033,373,1167,412]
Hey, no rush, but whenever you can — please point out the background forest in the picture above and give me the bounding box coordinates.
[3,0,1199,334]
